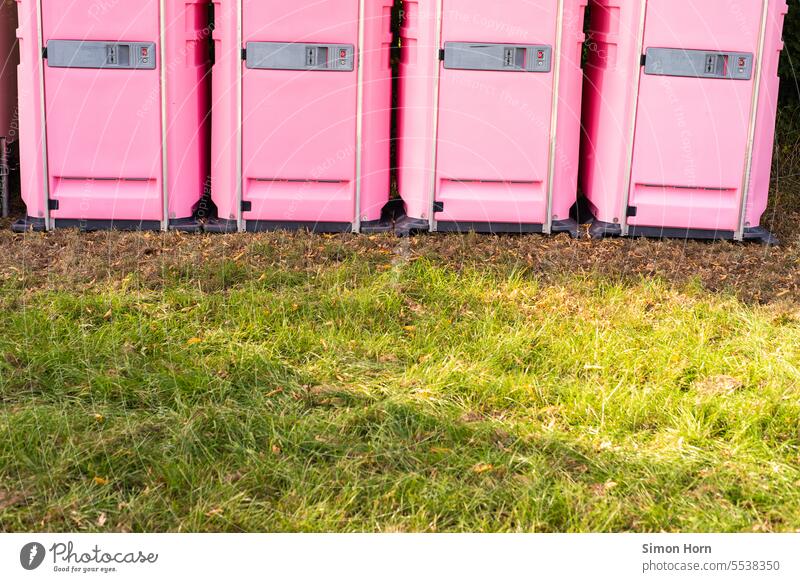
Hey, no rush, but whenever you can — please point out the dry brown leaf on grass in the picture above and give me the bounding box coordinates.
[591,481,619,496]
[472,463,495,474]
[695,375,743,396]
[224,471,244,484]
[460,411,483,423]
[97,512,107,527]
[0,490,26,510]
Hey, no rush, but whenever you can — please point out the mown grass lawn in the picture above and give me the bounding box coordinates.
[1,233,799,532]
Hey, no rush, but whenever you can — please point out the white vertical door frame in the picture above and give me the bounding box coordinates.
[35,0,51,230]
[619,0,648,237]
[736,0,770,241]
[428,0,444,232]
[544,0,566,234]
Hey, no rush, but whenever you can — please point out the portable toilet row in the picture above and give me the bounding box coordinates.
[12,0,393,234]
[9,0,790,242]
[395,0,788,240]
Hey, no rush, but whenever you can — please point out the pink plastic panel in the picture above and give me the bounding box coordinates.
[580,0,647,225]
[396,0,441,222]
[17,0,47,219]
[551,0,588,221]
[627,0,762,231]
[745,0,788,229]
[434,0,557,225]
[42,1,163,221]
[164,0,210,223]
[210,0,240,222]
[359,0,394,221]
[582,0,787,234]
[225,0,392,226]
[48,177,161,221]
[437,180,546,223]
[42,68,163,220]
[17,0,208,226]
[398,0,585,227]
[241,1,356,224]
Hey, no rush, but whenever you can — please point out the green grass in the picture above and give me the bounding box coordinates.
[1,244,799,532]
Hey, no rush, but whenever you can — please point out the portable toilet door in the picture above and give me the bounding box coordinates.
[396,0,588,236]
[13,0,210,232]
[582,0,789,243]
[0,1,18,218]
[208,0,394,234]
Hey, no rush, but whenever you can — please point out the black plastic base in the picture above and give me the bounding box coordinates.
[204,218,396,234]
[394,217,580,238]
[589,219,778,245]
[359,219,395,234]
[55,219,163,231]
[551,218,581,239]
[206,219,353,233]
[436,219,580,237]
[169,217,202,233]
[436,221,544,234]
[742,226,779,246]
[394,216,431,237]
[11,216,201,233]
[203,218,239,233]
[588,220,623,239]
[246,220,352,233]
[12,216,46,233]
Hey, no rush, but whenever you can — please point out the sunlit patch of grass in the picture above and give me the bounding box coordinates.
[1,253,799,532]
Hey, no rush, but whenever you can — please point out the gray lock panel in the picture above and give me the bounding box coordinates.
[47,40,156,70]
[644,48,753,80]
[246,42,355,71]
[443,43,552,73]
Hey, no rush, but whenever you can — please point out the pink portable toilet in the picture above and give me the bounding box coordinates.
[13,0,210,232]
[208,0,393,233]
[582,0,789,243]
[0,2,18,218]
[396,0,588,235]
